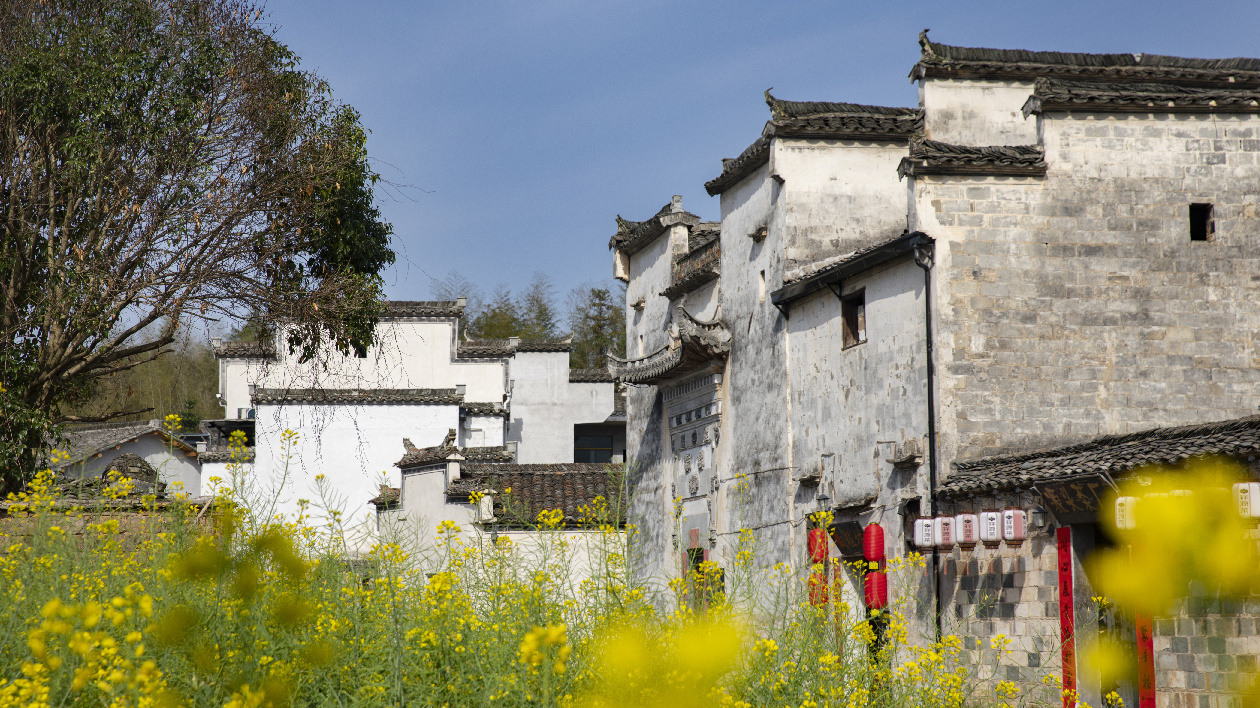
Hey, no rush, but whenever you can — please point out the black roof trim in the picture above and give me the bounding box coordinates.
[382,301,465,319]
[1023,78,1260,116]
[609,196,701,255]
[941,415,1260,497]
[570,368,615,383]
[912,30,1260,87]
[898,139,1046,178]
[705,92,921,196]
[770,232,933,310]
[253,388,462,406]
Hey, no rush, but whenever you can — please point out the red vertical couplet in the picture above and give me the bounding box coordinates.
[808,527,830,606]
[1057,527,1076,708]
[1135,611,1156,708]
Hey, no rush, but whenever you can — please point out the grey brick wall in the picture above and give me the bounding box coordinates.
[1156,588,1260,708]
[916,113,1260,462]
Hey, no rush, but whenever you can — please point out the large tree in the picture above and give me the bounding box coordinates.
[0,0,394,486]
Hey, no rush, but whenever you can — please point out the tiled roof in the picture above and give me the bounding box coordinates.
[456,339,572,358]
[940,416,1260,498]
[396,431,462,468]
[609,196,701,255]
[456,341,514,358]
[448,463,625,526]
[705,134,771,197]
[56,422,193,468]
[212,341,276,359]
[199,448,255,464]
[687,223,721,252]
[253,388,461,406]
[897,139,1046,178]
[368,485,400,509]
[705,92,921,196]
[461,402,508,418]
[662,237,720,301]
[607,305,731,385]
[1022,79,1260,116]
[570,368,615,383]
[461,446,516,462]
[382,301,465,319]
[773,232,933,307]
[912,30,1260,87]
[765,93,923,120]
[608,389,626,422]
[516,340,572,353]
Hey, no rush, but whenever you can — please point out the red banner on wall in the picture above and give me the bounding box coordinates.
[1057,527,1076,708]
[1136,611,1155,708]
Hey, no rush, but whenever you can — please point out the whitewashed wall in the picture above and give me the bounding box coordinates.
[920,79,1039,146]
[508,351,617,463]
[253,402,458,536]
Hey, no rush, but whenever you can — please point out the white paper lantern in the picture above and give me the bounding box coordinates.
[933,516,955,548]
[1115,496,1140,530]
[913,518,935,548]
[980,510,1002,547]
[955,513,979,548]
[1002,508,1027,546]
[1234,483,1260,519]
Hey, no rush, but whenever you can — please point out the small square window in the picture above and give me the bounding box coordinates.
[841,290,867,349]
[1190,203,1214,241]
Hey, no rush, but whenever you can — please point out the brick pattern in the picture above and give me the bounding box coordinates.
[928,113,1260,460]
[1155,591,1260,708]
[935,489,1063,692]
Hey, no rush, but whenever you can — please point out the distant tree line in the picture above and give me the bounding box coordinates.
[431,271,626,370]
[68,272,627,427]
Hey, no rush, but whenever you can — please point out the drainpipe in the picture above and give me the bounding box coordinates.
[914,239,942,643]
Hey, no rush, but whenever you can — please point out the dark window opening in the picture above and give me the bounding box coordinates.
[841,290,867,349]
[686,549,725,612]
[574,435,613,463]
[1190,203,1214,241]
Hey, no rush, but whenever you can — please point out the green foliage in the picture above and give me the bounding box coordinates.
[0,358,59,494]
[518,274,561,340]
[468,286,525,340]
[0,0,394,483]
[568,284,626,369]
[60,340,220,427]
[434,271,625,367]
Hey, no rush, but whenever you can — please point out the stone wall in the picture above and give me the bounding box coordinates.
[912,111,1260,462]
[1155,587,1260,708]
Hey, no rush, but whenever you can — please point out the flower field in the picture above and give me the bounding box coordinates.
[19,450,1249,707]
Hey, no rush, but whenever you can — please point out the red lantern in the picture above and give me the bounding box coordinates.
[863,523,885,564]
[864,569,888,610]
[863,523,887,611]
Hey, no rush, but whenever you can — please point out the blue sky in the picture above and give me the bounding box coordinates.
[263,0,1260,302]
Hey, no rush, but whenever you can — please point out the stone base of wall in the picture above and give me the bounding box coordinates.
[1156,589,1260,708]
